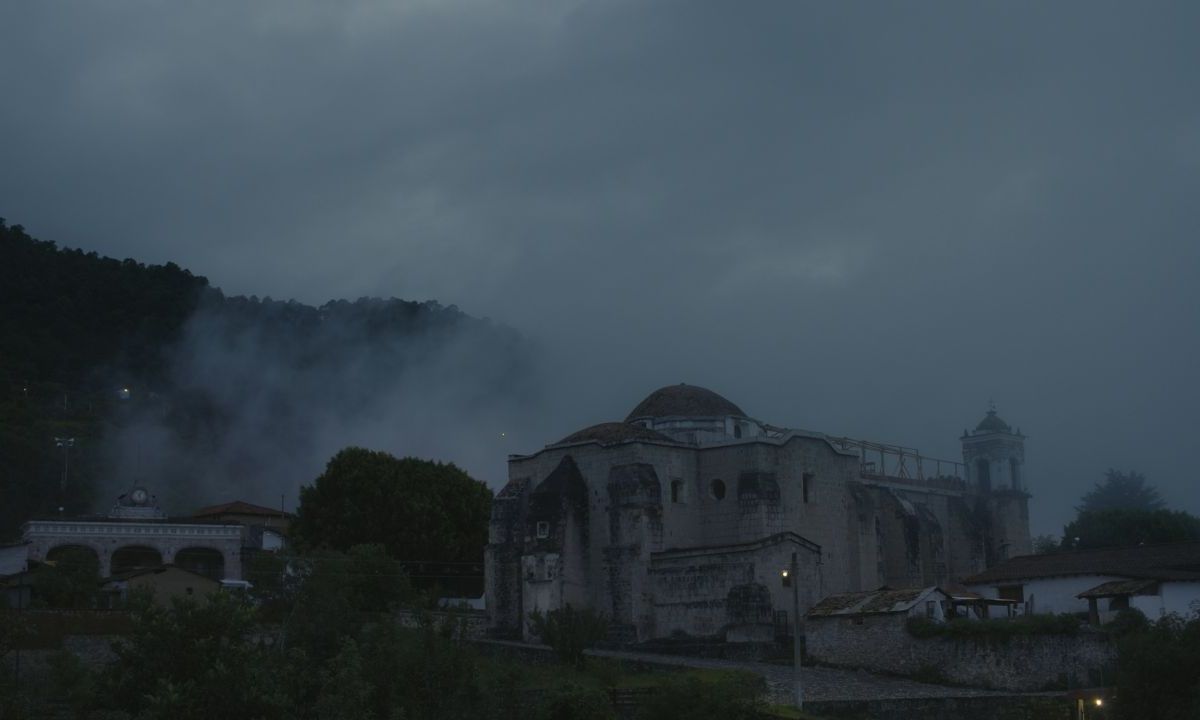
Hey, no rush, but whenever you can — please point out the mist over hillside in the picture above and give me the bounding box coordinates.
[107,292,538,512]
[0,220,539,535]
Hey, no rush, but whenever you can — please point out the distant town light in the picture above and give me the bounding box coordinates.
[1094,698,1103,707]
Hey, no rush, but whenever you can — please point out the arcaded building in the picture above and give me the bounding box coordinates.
[485,384,1031,643]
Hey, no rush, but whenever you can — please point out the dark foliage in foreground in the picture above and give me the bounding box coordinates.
[1114,611,1200,720]
[906,613,1081,641]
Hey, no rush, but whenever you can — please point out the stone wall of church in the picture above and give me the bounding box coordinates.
[648,538,821,640]
[490,423,1010,643]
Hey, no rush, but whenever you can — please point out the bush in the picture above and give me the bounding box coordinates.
[528,605,608,669]
[637,674,765,720]
[534,684,615,720]
[906,613,1081,642]
[1107,608,1150,637]
[1115,612,1200,720]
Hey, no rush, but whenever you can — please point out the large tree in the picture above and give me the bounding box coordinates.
[1061,508,1200,551]
[1077,469,1164,513]
[292,448,492,566]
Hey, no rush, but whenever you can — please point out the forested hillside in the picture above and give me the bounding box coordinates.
[0,220,534,539]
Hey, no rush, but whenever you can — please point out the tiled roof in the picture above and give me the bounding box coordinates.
[1077,578,1160,599]
[963,542,1200,585]
[807,586,947,618]
[193,500,292,518]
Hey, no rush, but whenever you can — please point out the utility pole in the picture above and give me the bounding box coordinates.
[781,551,804,709]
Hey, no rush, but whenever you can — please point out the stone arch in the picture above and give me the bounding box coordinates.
[46,543,101,565]
[174,547,226,581]
[111,545,164,575]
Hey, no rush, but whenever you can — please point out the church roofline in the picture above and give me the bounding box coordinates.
[508,425,858,463]
[651,530,822,562]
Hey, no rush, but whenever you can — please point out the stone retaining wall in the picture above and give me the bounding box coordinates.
[808,614,1115,691]
[395,609,489,640]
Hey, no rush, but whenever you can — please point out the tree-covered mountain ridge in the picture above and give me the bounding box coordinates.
[0,219,534,539]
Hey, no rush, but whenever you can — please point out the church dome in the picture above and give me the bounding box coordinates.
[625,384,746,421]
[555,422,675,446]
[974,409,1012,434]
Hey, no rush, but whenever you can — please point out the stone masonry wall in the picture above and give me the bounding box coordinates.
[808,614,1115,691]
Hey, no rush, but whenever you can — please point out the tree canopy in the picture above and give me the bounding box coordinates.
[292,448,493,567]
[1042,469,1200,551]
[1061,508,1200,551]
[1077,469,1165,513]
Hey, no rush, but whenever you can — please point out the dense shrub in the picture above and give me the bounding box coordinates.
[637,673,766,720]
[528,605,609,668]
[906,613,1081,641]
[534,684,616,720]
[1114,612,1200,720]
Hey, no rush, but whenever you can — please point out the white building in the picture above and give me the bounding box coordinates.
[962,541,1200,622]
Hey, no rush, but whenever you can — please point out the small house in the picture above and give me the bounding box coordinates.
[805,587,950,669]
[962,541,1200,620]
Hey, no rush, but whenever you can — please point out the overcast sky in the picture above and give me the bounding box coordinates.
[3,1,1198,536]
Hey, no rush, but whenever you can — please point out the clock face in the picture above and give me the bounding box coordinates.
[131,488,148,505]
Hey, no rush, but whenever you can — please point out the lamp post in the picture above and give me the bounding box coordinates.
[782,552,804,709]
[54,436,75,498]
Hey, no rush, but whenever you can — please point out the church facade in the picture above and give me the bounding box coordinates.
[485,384,1030,643]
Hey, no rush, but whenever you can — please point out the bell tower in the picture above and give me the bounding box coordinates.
[961,404,1031,563]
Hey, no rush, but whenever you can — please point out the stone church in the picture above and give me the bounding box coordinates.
[485,384,1030,643]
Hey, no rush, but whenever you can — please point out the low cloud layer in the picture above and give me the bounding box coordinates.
[104,295,544,512]
[3,2,1198,535]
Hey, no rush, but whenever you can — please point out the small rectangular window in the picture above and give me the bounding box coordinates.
[536,521,550,539]
[925,600,935,618]
[997,584,1024,603]
[802,472,814,504]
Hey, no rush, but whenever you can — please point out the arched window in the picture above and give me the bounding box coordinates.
[733,423,743,439]
[1009,458,1021,490]
[671,479,685,503]
[710,479,726,501]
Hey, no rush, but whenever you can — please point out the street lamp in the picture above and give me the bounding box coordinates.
[54,436,75,497]
[781,552,804,709]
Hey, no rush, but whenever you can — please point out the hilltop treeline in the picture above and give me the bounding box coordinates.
[0,220,533,538]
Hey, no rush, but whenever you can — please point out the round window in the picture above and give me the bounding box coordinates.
[710,479,726,500]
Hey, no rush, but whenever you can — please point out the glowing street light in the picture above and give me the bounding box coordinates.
[781,555,803,709]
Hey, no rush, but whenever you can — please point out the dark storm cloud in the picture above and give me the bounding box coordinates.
[2,1,1198,535]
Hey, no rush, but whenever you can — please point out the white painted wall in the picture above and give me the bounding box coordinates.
[1158,582,1200,618]
[970,577,1200,620]
[261,529,285,551]
[967,575,1127,616]
[0,544,28,575]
